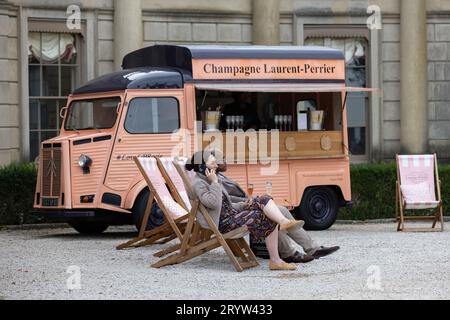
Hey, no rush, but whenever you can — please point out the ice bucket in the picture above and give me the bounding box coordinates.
[309,110,324,131]
[205,111,221,131]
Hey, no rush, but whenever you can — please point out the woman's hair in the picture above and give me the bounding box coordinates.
[185,149,223,172]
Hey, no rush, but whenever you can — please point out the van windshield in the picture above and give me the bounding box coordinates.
[64,97,120,130]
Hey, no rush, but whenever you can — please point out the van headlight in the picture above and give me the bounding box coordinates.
[78,154,92,173]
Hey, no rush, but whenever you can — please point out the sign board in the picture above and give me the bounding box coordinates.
[192,59,345,80]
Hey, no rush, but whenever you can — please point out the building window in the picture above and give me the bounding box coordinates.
[305,37,369,157]
[28,32,79,161]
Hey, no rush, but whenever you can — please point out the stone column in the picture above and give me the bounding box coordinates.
[400,0,428,153]
[252,0,280,45]
[0,1,20,165]
[114,0,142,70]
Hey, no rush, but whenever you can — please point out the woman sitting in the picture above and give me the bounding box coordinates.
[185,149,304,271]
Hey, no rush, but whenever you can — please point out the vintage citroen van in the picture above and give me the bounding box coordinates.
[33,45,370,234]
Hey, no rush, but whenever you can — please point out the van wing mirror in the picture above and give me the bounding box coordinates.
[59,106,68,119]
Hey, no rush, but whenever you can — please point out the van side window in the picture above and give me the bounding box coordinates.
[125,97,180,134]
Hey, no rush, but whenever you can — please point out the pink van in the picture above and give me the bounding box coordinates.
[33,45,369,234]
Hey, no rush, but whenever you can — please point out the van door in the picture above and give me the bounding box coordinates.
[104,90,187,192]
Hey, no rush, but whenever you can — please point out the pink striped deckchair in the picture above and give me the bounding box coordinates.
[116,157,194,250]
[396,154,444,232]
[158,157,192,211]
[151,159,259,272]
[149,156,199,258]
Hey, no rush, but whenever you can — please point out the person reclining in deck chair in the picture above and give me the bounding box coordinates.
[186,149,303,271]
[213,150,340,263]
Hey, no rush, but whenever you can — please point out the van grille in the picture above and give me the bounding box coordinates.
[41,145,62,198]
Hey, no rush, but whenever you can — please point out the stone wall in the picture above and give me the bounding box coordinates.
[381,20,401,159]
[0,4,19,166]
[428,18,450,159]
[142,12,252,46]
[97,8,296,75]
[97,11,114,76]
[381,16,450,160]
[0,0,448,165]
[142,11,293,46]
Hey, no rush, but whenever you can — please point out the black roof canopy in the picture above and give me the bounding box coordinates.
[122,45,345,75]
[72,45,345,95]
[72,67,185,95]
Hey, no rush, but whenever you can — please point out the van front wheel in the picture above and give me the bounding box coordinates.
[294,187,338,230]
[132,189,165,231]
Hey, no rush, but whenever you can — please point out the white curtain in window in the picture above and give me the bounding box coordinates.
[305,37,365,64]
[344,39,365,64]
[28,32,76,63]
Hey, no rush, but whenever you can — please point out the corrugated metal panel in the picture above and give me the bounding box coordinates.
[225,163,291,206]
[105,135,183,191]
[246,163,291,207]
[71,140,111,205]
[223,164,247,188]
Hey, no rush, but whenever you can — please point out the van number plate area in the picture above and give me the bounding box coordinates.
[42,197,58,206]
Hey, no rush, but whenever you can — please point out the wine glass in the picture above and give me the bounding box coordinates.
[287,115,292,131]
[231,115,236,131]
[226,116,231,130]
[247,183,254,198]
[265,181,273,196]
[239,115,245,130]
[283,115,289,131]
[274,115,280,130]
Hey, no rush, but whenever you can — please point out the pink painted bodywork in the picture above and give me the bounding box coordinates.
[34,85,352,214]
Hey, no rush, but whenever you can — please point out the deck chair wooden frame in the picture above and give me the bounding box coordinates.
[396,154,444,232]
[116,156,194,250]
[151,159,259,272]
[151,156,200,258]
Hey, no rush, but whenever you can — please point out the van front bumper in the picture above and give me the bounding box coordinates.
[31,209,131,224]
[32,209,96,219]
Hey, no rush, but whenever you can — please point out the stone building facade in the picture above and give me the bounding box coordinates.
[0,0,449,165]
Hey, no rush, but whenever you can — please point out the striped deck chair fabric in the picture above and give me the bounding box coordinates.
[115,157,191,250]
[139,157,188,219]
[159,157,192,211]
[397,155,440,209]
[396,154,444,232]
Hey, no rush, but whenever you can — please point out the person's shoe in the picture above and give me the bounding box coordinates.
[282,251,315,263]
[269,260,297,271]
[279,220,305,231]
[311,246,340,259]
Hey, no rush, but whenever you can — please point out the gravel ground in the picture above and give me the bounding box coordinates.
[0,222,449,300]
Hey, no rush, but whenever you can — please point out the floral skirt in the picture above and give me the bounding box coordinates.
[219,194,277,242]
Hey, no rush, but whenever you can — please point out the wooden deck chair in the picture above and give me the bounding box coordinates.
[151,156,200,258]
[396,154,444,232]
[116,157,193,250]
[151,159,259,272]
